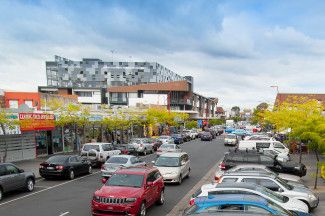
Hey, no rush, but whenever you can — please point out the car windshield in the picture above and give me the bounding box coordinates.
[102,144,112,151]
[46,156,68,164]
[276,177,293,190]
[83,145,100,151]
[106,174,144,188]
[266,199,293,215]
[226,135,236,139]
[160,144,175,149]
[256,185,289,203]
[155,156,180,167]
[106,157,128,164]
[172,134,181,138]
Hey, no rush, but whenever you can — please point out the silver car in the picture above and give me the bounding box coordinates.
[215,164,302,183]
[219,172,319,212]
[0,163,35,201]
[154,152,190,184]
[157,136,174,144]
[128,138,154,155]
[156,144,182,156]
[193,182,309,213]
[101,155,146,178]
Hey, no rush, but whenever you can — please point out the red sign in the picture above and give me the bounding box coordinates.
[19,113,55,131]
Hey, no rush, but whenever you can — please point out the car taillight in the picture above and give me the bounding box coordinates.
[55,165,64,170]
[189,198,195,206]
[219,162,226,170]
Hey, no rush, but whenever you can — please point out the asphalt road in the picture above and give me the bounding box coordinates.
[0,136,228,216]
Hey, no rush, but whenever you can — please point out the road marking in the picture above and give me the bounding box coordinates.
[0,171,101,207]
[59,211,70,216]
[34,186,49,189]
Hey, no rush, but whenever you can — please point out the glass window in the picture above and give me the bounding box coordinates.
[107,157,128,164]
[102,144,113,151]
[9,100,19,108]
[24,100,33,108]
[69,157,78,163]
[219,204,244,211]
[146,172,156,182]
[0,165,6,176]
[260,155,274,163]
[242,178,258,184]
[155,157,180,167]
[107,174,144,188]
[46,156,69,164]
[83,144,100,152]
[259,179,280,191]
[246,205,270,214]
[274,142,285,149]
[222,178,238,183]
[5,165,19,174]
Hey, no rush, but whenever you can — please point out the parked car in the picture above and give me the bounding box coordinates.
[81,143,121,166]
[215,164,302,183]
[157,144,182,156]
[224,134,238,146]
[184,194,310,216]
[39,155,92,180]
[171,134,184,144]
[182,130,193,141]
[238,140,289,154]
[144,138,163,151]
[219,150,307,177]
[218,172,319,212]
[192,182,308,213]
[157,135,174,144]
[225,127,235,133]
[190,129,199,138]
[215,126,224,135]
[0,163,35,201]
[101,155,145,178]
[92,166,165,216]
[154,152,190,184]
[114,144,136,155]
[201,132,212,141]
[206,129,217,139]
[128,138,154,155]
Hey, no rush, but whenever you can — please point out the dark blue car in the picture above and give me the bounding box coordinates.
[171,134,184,144]
[184,194,312,216]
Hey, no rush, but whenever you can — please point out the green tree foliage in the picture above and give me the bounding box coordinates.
[209,119,225,126]
[186,120,198,129]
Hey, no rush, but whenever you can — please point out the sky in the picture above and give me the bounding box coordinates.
[1,0,325,110]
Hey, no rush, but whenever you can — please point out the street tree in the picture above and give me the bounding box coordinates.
[264,97,325,188]
[0,109,20,162]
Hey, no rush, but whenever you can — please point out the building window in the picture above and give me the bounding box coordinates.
[75,92,92,97]
[24,100,33,108]
[9,100,19,108]
[137,91,143,98]
[80,71,83,74]
[104,71,108,75]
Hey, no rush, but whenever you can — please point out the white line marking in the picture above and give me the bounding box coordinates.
[59,211,70,216]
[0,171,100,207]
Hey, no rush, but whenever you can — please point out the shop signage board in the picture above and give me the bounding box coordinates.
[0,114,21,135]
[19,113,55,131]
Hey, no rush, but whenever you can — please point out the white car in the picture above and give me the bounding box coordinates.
[101,155,145,178]
[81,143,121,166]
[192,182,309,213]
[215,164,302,183]
[157,135,174,144]
[156,144,182,156]
[154,152,190,184]
[238,140,289,154]
[128,138,154,155]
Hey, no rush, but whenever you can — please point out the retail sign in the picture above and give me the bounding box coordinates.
[19,113,55,131]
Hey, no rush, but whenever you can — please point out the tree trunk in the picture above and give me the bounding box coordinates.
[314,150,320,189]
[83,125,86,144]
[299,142,302,164]
[0,123,8,162]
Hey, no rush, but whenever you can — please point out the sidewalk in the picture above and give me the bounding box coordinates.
[11,152,79,179]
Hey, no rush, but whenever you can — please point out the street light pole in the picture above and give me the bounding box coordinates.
[270,85,279,93]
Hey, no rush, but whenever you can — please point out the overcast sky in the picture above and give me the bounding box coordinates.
[1,0,325,110]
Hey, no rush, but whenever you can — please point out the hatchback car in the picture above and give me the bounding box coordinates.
[224,134,238,146]
[218,172,319,212]
[154,152,190,184]
[39,155,92,180]
[101,155,146,178]
[191,182,308,213]
[92,166,165,216]
[171,134,184,144]
[185,194,310,216]
[128,138,154,155]
[0,163,35,201]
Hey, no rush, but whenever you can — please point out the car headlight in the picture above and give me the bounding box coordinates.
[93,195,100,202]
[125,198,137,203]
[308,194,317,200]
[294,166,301,170]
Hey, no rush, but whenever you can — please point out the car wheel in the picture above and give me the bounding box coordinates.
[25,178,34,192]
[68,170,75,180]
[0,188,3,201]
[178,175,182,185]
[138,202,146,216]
[88,165,92,174]
[156,190,164,205]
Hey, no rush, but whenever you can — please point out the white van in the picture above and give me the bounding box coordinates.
[238,140,289,154]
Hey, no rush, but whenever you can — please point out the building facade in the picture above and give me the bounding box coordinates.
[46,55,186,88]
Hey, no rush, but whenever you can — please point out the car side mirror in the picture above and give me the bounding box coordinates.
[101,178,107,184]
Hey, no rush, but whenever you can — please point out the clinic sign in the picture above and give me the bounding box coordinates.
[19,113,55,131]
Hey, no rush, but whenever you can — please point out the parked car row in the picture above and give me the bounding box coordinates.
[184,139,318,216]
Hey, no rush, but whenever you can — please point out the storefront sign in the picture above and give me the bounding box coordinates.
[19,113,55,131]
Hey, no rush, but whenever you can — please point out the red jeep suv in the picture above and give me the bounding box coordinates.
[92,166,165,216]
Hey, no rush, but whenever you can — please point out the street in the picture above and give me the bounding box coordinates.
[0,136,228,216]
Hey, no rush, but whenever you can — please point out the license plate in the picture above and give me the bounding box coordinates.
[47,167,54,170]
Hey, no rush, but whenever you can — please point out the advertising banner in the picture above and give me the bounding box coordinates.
[19,113,55,131]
